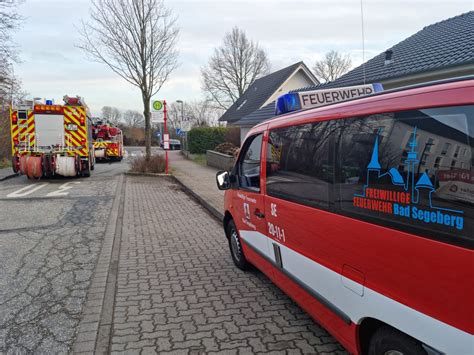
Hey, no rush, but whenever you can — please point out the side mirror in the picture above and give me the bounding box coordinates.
[216,170,231,190]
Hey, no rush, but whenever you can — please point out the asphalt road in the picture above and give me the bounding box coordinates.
[0,159,128,353]
[0,148,346,354]
[0,148,167,352]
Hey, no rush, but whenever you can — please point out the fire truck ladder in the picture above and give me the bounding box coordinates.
[17,113,31,153]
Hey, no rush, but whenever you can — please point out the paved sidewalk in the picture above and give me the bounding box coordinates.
[107,176,346,354]
[169,151,224,219]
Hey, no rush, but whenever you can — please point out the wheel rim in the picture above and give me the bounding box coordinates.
[230,229,241,262]
[384,351,404,355]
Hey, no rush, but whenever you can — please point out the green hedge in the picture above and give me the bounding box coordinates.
[187,127,228,154]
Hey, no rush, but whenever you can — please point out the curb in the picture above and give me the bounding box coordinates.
[72,174,124,354]
[0,173,19,182]
[125,171,224,222]
[124,172,172,178]
[124,172,224,222]
[171,175,224,222]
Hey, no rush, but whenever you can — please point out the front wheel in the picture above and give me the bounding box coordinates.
[226,220,251,271]
[368,326,427,355]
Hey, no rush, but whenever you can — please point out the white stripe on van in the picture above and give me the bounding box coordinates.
[239,230,473,355]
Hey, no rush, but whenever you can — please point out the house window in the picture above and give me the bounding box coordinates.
[434,157,442,169]
[425,138,435,152]
[451,160,457,169]
[454,145,460,158]
[441,142,451,155]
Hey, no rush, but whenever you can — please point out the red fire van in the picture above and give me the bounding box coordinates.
[216,78,473,355]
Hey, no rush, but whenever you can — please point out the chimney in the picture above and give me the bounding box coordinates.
[384,50,393,65]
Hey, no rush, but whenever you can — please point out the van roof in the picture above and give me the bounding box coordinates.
[249,75,474,134]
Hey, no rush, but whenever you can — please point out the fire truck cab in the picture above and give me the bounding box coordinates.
[92,119,124,161]
[10,95,94,178]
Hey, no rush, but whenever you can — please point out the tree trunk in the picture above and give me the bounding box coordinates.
[142,95,151,161]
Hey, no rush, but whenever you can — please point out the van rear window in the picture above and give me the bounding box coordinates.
[336,106,473,244]
[266,105,473,247]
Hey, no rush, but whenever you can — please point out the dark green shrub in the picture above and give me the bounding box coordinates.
[187,127,228,154]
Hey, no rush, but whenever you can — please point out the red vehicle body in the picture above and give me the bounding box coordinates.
[10,95,94,178]
[217,78,473,354]
[92,120,124,161]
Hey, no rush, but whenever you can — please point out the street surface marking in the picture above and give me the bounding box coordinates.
[46,182,81,197]
[7,183,49,198]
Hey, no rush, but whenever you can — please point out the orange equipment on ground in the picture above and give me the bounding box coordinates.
[10,95,95,179]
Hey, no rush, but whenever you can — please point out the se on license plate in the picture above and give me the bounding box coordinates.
[67,124,78,131]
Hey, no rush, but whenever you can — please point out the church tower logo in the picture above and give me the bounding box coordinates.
[353,128,464,231]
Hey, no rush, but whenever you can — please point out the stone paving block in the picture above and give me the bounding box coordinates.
[105,176,347,354]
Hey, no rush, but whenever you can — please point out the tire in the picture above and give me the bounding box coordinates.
[226,220,251,270]
[12,156,20,174]
[368,326,427,355]
[81,159,91,177]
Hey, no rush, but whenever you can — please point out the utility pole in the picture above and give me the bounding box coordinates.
[164,100,169,174]
[176,100,184,151]
[176,100,184,131]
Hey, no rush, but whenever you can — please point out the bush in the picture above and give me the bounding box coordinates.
[187,127,227,154]
[129,154,166,173]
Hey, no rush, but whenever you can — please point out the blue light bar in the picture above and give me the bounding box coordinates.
[275,93,301,115]
[275,83,384,116]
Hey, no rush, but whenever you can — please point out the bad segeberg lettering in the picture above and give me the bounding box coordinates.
[353,127,464,231]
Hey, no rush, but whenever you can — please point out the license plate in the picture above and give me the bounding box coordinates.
[67,124,78,131]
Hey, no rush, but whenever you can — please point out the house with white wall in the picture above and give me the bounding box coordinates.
[218,61,318,142]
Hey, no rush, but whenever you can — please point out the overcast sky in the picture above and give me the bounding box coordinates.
[12,0,472,116]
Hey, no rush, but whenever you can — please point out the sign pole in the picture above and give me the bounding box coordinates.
[164,100,169,174]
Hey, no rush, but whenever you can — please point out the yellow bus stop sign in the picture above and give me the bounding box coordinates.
[152,100,163,111]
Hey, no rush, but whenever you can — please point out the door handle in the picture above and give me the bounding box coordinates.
[254,209,265,218]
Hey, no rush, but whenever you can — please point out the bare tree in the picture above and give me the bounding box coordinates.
[0,0,21,104]
[0,0,23,162]
[202,27,270,110]
[79,0,179,160]
[168,100,223,129]
[0,0,20,63]
[123,109,144,127]
[313,50,352,83]
[101,106,122,126]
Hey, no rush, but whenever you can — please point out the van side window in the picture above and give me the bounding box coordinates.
[266,121,333,209]
[238,134,263,191]
[335,105,473,245]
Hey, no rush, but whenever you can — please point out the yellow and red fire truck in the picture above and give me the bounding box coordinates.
[10,95,95,179]
[92,119,124,161]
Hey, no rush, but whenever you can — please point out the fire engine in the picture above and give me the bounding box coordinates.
[92,119,123,161]
[10,95,94,179]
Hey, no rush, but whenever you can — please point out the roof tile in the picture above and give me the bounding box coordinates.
[219,62,310,123]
